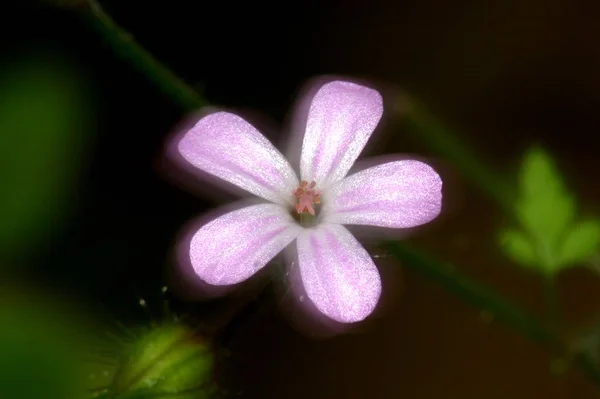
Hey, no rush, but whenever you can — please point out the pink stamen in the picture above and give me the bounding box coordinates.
[292,180,320,216]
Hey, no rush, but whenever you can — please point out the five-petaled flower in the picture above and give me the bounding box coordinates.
[174,80,443,323]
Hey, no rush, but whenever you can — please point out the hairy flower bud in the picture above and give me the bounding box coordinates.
[99,324,214,399]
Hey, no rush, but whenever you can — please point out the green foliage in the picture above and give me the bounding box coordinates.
[499,229,537,267]
[0,288,88,399]
[558,220,600,266]
[105,324,214,399]
[0,55,91,261]
[498,146,600,275]
[516,147,575,251]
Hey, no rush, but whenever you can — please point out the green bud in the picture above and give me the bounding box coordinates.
[106,324,214,399]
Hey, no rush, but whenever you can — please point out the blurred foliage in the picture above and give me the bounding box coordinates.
[558,220,600,267]
[98,323,215,399]
[0,285,89,399]
[0,285,215,399]
[499,146,600,275]
[0,55,91,261]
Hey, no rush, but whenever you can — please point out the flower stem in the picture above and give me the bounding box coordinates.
[543,274,562,343]
[80,3,600,386]
[386,242,554,344]
[401,96,514,213]
[82,0,206,111]
[385,242,600,384]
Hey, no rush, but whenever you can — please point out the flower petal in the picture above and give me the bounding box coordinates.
[178,112,298,205]
[296,223,381,323]
[321,160,442,228]
[300,81,383,187]
[189,204,301,285]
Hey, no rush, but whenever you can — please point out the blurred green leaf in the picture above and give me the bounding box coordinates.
[0,55,90,260]
[520,147,561,199]
[558,220,600,266]
[498,146,599,275]
[498,229,537,267]
[516,146,574,247]
[0,287,88,399]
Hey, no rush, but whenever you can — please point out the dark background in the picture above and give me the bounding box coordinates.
[5,0,600,397]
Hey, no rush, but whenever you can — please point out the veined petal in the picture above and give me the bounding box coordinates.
[300,81,383,187]
[189,204,301,285]
[178,112,298,205]
[321,160,442,228]
[296,223,381,323]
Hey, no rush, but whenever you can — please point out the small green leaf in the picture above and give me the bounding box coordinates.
[519,147,561,199]
[516,190,574,247]
[558,220,600,266]
[516,146,574,248]
[498,229,537,267]
[504,146,600,275]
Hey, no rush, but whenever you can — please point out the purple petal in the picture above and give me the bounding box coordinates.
[178,112,298,205]
[321,160,442,228]
[189,204,301,285]
[300,81,383,187]
[296,223,381,323]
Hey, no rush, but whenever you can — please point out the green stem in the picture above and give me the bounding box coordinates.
[82,0,206,111]
[80,3,600,386]
[402,97,514,213]
[386,242,554,344]
[386,242,600,384]
[543,274,562,343]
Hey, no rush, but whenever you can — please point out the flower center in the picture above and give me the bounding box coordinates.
[292,180,321,227]
[293,180,321,215]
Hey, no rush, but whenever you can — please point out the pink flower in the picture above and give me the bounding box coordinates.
[173,80,442,323]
